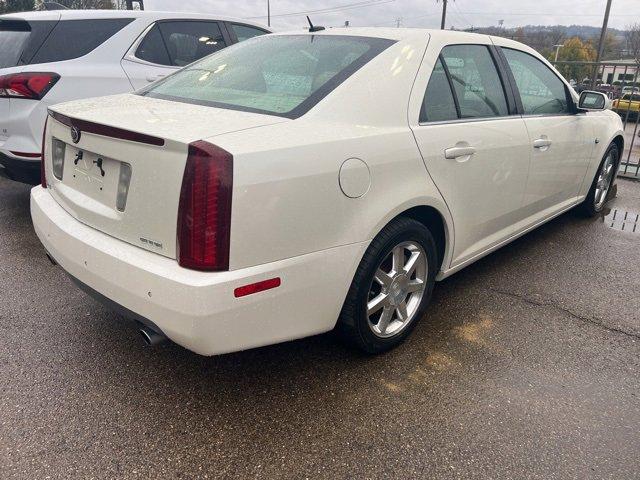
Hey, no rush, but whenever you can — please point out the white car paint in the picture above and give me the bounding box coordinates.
[0,9,269,182]
[31,28,624,355]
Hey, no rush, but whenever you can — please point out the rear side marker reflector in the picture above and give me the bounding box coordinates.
[48,111,165,147]
[234,278,281,298]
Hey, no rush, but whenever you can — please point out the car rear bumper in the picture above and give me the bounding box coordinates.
[0,152,41,185]
[31,186,365,356]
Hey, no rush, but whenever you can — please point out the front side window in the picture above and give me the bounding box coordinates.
[502,48,569,115]
[229,23,268,42]
[142,35,395,118]
[136,21,227,67]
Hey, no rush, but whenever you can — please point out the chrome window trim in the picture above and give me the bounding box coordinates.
[123,21,158,66]
[418,113,523,127]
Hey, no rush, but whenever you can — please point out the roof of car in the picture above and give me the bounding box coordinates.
[270,27,490,42]
[0,9,269,29]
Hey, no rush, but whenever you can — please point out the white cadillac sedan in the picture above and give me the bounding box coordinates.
[31,28,623,356]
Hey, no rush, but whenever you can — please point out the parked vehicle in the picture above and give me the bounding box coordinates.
[621,86,640,96]
[0,10,269,183]
[595,83,618,99]
[32,29,623,356]
[612,93,640,118]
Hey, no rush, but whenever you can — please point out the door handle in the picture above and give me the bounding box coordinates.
[444,145,476,160]
[533,138,552,150]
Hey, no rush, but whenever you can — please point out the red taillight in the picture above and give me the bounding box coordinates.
[177,140,233,271]
[40,117,48,188]
[0,72,60,100]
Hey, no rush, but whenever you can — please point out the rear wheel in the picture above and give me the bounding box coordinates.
[337,217,437,354]
[578,143,618,217]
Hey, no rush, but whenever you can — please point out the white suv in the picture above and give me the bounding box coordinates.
[0,9,269,183]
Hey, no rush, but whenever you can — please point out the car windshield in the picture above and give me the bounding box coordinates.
[622,94,640,102]
[142,34,395,118]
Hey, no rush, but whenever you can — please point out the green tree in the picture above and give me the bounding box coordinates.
[551,37,597,82]
[1,0,36,13]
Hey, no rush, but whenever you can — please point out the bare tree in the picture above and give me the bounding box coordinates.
[626,23,640,62]
[50,0,115,8]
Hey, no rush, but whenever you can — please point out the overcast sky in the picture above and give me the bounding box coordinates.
[145,0,638,31]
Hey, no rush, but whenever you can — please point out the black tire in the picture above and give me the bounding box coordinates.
[336,217,437,354]
[577,143,618,217]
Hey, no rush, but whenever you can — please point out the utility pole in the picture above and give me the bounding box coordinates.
[592,0,613,87]
[553,44,564,62]
[437,0,448,30]
[395,17,403,28]
[267,0,271,27]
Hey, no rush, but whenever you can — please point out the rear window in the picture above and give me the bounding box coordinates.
[142,34,395,118]
[622,94,640,102]
[29,18,133,64]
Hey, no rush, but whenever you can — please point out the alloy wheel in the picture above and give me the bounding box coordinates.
[594,150,616,210]
[366,241,428,338]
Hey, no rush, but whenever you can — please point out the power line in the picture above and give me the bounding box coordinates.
[246,0,395,20]
[455,11,638,17]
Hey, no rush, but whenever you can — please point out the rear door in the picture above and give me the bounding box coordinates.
[410,42,531,267]
[499,47,593,227]
[121,20,230,89]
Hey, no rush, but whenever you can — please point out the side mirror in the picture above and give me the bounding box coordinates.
[578,90,610,111]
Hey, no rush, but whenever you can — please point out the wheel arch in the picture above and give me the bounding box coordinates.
[611,134,624,167]
[366,200,454,275]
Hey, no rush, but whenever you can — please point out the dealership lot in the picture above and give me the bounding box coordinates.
[0,173,638,478]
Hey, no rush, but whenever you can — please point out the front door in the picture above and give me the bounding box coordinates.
[410,43,532,267]
[499,47,594,227]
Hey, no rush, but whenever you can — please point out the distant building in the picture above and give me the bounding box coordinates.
[601,60,639,84]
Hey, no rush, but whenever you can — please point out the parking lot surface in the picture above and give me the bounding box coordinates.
[1,174,639,479]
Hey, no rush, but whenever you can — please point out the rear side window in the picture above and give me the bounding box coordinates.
[229,23,268,42]
[501,48,569,115]
[135,25,171,65]
[420,57,458,122]
[420,44,509,122]
[136,21,227,67]
[30,18,133,64]
[441,44,508,118]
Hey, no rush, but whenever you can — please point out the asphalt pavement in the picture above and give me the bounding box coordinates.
[1,173,639,479]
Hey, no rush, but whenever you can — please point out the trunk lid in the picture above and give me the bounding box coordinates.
[46,94,287,259]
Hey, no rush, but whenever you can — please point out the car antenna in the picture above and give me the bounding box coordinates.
[307,16,326,33]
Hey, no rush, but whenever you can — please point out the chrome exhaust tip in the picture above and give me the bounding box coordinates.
[139,325,166,346]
